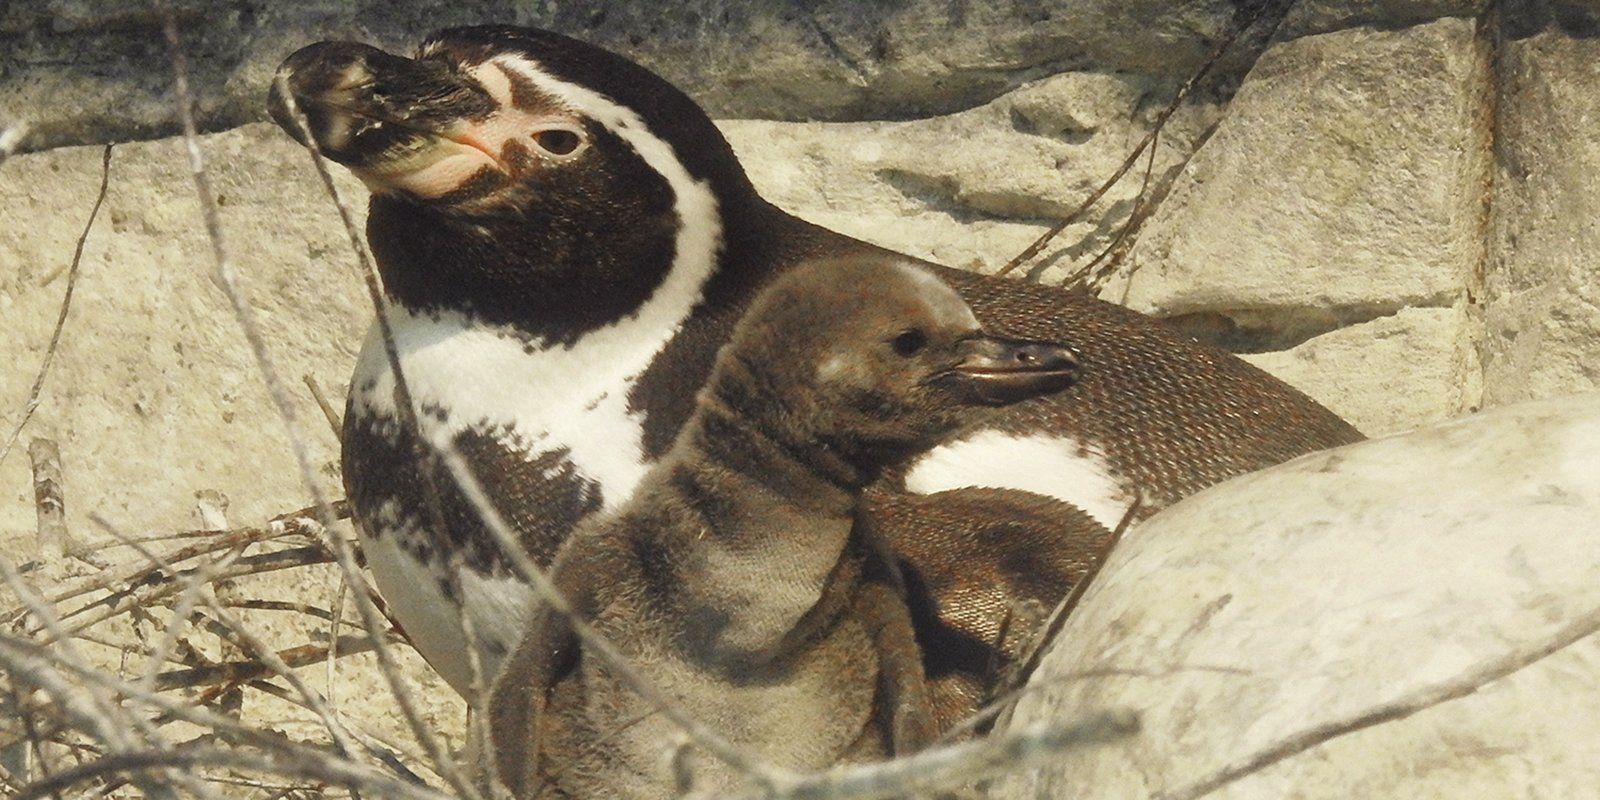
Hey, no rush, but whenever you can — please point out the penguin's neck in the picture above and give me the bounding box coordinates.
[656,407,867,661]
[687,403,867,521]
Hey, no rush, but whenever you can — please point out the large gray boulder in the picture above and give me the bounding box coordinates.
[999,392,1600,798]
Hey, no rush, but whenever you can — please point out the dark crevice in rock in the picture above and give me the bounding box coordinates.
[872,168,1051,225]
[1159,298,1457,354]
[1500,0,1600,39]
[1469,3,1501,409]
[803,15,871,87]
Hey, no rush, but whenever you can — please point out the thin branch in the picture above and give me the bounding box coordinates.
[69,500,349,555]
[159,7,482,795]
[1064,118,1221,293]
[998,494,1141,713]
[0,145,112,468]
[27,440,75,561]
[0,558,183,800]
[153,636,378,692]
[718,710,1140,800]
[1058,129,1161,290]
[47,541,332,641]
[304,374,344,440]
[1155,599,1600,800]
[0,633,444,799]
[995,1,1290,277]
[7,502,343,624]
[94,516,367,763]
[135,542,237,696]
[11,739,450,800]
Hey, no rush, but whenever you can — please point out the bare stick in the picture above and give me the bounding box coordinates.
[11,745,449,800]
[157,8,483,794]
[26,440,73,562]
[1063,118,1220,293]
[18,501,345,621]
[0,557,186,800]
[999,494,1142,712]
[136,545,239,696]
[713,710,1140,800]
[69,500,349,555]
[0,558,142,748]
[153,636,378,692]
[325,574,350,706]
[0,634,444,799]
[193,491,247,716]
[46,541,332,641]
[1155,600,1600,800]
[1058,129,1161,290]
[304,374,344,439]
[0,145,112,468]
[94,516,367,763]
[995,1,1289,277]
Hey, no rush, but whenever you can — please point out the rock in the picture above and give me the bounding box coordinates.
[1,0,1487,152]
[1481,29,1600,406]
[1104,18,1490,323]
[996,392,1600,799]
[1241,305,1481,435]
[722,70,1224,276]
[0,124,366,535]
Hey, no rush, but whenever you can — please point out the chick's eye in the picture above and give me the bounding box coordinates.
[531,128,583,157]
[890,329,927,357]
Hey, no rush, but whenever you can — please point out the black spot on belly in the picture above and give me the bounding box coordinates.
[343,412,604,580]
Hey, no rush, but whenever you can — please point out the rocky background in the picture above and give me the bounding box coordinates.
[2,0,1598,786]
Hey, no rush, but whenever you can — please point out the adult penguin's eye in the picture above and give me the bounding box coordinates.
[890,329,927,357]
[531,128,584,157]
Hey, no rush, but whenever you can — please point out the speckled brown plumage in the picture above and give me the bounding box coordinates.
[489,259,1077,798]
[863,486,1112,730]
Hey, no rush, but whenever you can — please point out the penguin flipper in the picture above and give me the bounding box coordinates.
[851,523,937,755]
[487,558,590,797]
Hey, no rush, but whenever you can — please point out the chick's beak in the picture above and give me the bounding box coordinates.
[936,335,1080,406]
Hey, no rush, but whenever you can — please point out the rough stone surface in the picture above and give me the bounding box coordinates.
[1482,29,1600,404]
[0,124,466,747]
[722,70,1224,278]
[1242,304,1481,435]
[1,1,1487,152]
[997,393,1600,799]
[1104,18,1489,323]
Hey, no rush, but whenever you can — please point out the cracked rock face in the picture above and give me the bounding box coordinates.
[996,392,1600,799]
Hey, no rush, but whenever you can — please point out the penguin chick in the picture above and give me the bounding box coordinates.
[488,256,1080,799]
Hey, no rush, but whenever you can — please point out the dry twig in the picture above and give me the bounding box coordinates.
[1155,600,1600,800]
[0,145,112,468]
[996,0,1294,279]
[157,6,484,796]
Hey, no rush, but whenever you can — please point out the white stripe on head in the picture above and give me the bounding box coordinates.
[895,262,979,331]
[353,54,725,507]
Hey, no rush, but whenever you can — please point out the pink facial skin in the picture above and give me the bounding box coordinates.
[355,62,587,202]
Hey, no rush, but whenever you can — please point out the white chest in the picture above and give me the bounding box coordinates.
[349,306,676,507]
